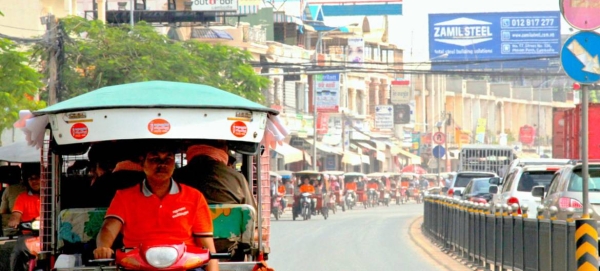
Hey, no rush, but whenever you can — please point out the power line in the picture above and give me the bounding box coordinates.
[0,24,45,32]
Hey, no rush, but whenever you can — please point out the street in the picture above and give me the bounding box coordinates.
[268,202,448,271]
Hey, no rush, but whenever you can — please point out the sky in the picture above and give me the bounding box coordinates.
[321,0,589,62]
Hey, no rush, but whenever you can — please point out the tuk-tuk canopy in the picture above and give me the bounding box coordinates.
[33,81,279,116]
[16,81,289,151]
[366,172,390,179]
[0,141,40,163]
[321,171,344,176]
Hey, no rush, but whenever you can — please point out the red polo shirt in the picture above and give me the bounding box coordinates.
[105,179,213,247]
[12,191,40,222]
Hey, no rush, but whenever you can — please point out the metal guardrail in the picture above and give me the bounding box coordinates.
[422,195,584,271]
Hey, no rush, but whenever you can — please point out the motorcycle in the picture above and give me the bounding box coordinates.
[90,243,231,270]
[328,193,337,215]
[345,190,356,210]
[271,192,283,221]
[381,189,391,207]
[300,192,313,220]
[367,188,378,207]
[3,220,41,271]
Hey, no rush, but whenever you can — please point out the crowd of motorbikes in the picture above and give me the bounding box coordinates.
[270,171,434,221]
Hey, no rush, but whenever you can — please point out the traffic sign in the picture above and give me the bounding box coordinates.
[560,0,600,31]
[432,145,446,159]
[433,132,446,145]
[560,31,600,84]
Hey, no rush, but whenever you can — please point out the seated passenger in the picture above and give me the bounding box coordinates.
[84,142,119,208]
[94,142,217,271]
[0,164,30,214]
[174,140,255,206]
[110,141,146,190]
[9,164,41,271]
[174,139,255,261]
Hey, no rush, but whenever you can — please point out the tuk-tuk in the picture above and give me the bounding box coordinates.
[321,171,345,212]
[291,170,329,220]
[385,173,403,205]
[275,170,294,208]
[366,172,391,206]
[342,172,367,209]
[14,81,282,271]
[269,171,284,220]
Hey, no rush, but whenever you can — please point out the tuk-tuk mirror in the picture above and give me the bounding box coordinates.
[489,177,500,185]
[489,185,498,194]
[531,186,545,198]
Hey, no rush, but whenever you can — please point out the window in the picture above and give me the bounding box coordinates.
[568,167,600,192]
[516,171,555,192]
[547,173,561,195]
[502,171,517,193]
[455,173,496,188]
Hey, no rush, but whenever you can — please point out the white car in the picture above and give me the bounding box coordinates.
[491,165,564,217]
[447,171,498,199]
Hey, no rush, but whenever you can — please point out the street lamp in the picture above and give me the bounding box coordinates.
[312,23,358,170]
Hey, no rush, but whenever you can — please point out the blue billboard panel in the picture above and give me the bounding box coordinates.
[428,11,561,62]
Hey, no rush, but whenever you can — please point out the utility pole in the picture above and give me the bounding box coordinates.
[46,14,59,106]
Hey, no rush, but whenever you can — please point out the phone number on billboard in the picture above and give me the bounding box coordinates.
[502,18,557,28]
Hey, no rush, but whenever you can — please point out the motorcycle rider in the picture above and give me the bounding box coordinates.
[298,177,316,214]
[9,163,41,271]
[367,179,379,204]
[277,179,287,212]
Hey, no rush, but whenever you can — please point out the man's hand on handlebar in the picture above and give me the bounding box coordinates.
[94,247,114,259]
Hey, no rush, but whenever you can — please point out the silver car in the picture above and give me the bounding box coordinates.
[533,162,600,220]
[447,171,498,199]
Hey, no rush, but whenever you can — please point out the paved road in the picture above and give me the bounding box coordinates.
[268,202,448,271]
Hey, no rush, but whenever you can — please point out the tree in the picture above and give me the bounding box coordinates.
[50,17,268,103]
[0,15,45,140]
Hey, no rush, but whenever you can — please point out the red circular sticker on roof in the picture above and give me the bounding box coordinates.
[70,123,88,140]
[230,121,248,138]
[148,119,171,135]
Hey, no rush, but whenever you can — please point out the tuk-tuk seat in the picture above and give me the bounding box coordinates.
[57,208,106,249]
[57,204,256,251]
[209,204,256,246]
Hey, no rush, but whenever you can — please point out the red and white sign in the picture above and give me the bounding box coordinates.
[316,114,329,135]
[519,125,536,145]
[561,0,600,31]
[148,119,171,135]
[391,80,411,105]
[231,121,248,138]
[70,123,88,140]
[433,132,446,145]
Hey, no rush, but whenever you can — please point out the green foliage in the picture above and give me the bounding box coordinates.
[0,38,45,138]
[53,17,268,103]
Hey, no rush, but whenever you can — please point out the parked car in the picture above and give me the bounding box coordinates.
[447,171,498,198]
[532,162,600,220]
[456,177,495,203]
[499,158,570,185]
[491,165,564,217]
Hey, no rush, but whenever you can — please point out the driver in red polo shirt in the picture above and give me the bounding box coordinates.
[93,142,217,271]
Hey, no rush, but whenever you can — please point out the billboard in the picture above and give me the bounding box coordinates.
[347,37,364,66]
[315,73,340,113]
[428,11,561,66]
[192,0,239,11]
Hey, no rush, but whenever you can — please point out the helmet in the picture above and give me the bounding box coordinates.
[322,174,329,180]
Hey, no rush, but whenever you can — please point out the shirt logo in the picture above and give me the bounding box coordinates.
[172,207,189,218]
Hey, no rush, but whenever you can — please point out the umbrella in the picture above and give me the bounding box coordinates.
[401,164,427,174]
[0,141,40,163]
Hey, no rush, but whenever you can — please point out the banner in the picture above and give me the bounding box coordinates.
[316,113,329,135]
[347,37,364,67]
[315,74,340,113]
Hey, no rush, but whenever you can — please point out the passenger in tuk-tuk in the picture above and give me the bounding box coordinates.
[84,142,119,208]
[174,139,255,262]
[9,163,41,271]
[94,142,218,271]
[367,179,379,200]
[0,165,29,215]
[344,178,358,200]
[175,139,255,206]
[110,141,146,190]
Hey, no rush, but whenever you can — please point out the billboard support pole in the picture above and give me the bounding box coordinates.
[582,84,590,218]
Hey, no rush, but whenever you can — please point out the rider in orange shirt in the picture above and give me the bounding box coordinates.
[299,178,315,193]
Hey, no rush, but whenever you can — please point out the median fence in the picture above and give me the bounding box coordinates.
[422,195,599,271]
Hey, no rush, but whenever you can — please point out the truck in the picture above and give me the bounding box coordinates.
[458,144,516,176]
[552,104,600,159]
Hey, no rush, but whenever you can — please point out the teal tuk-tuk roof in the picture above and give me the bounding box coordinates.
[33,81,279,116]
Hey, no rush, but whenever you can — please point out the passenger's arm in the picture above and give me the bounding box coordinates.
[7,211,22,228]
[94,218,122,259]
[195,237,218,271]
[0,188,9,214]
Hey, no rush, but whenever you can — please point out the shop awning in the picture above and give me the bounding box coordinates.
[341,151,362,166]
[304,140,343,155]
[355,141,385,162]
[361,155,370,165]
[391,146,422,165]
[272,143,304,164]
